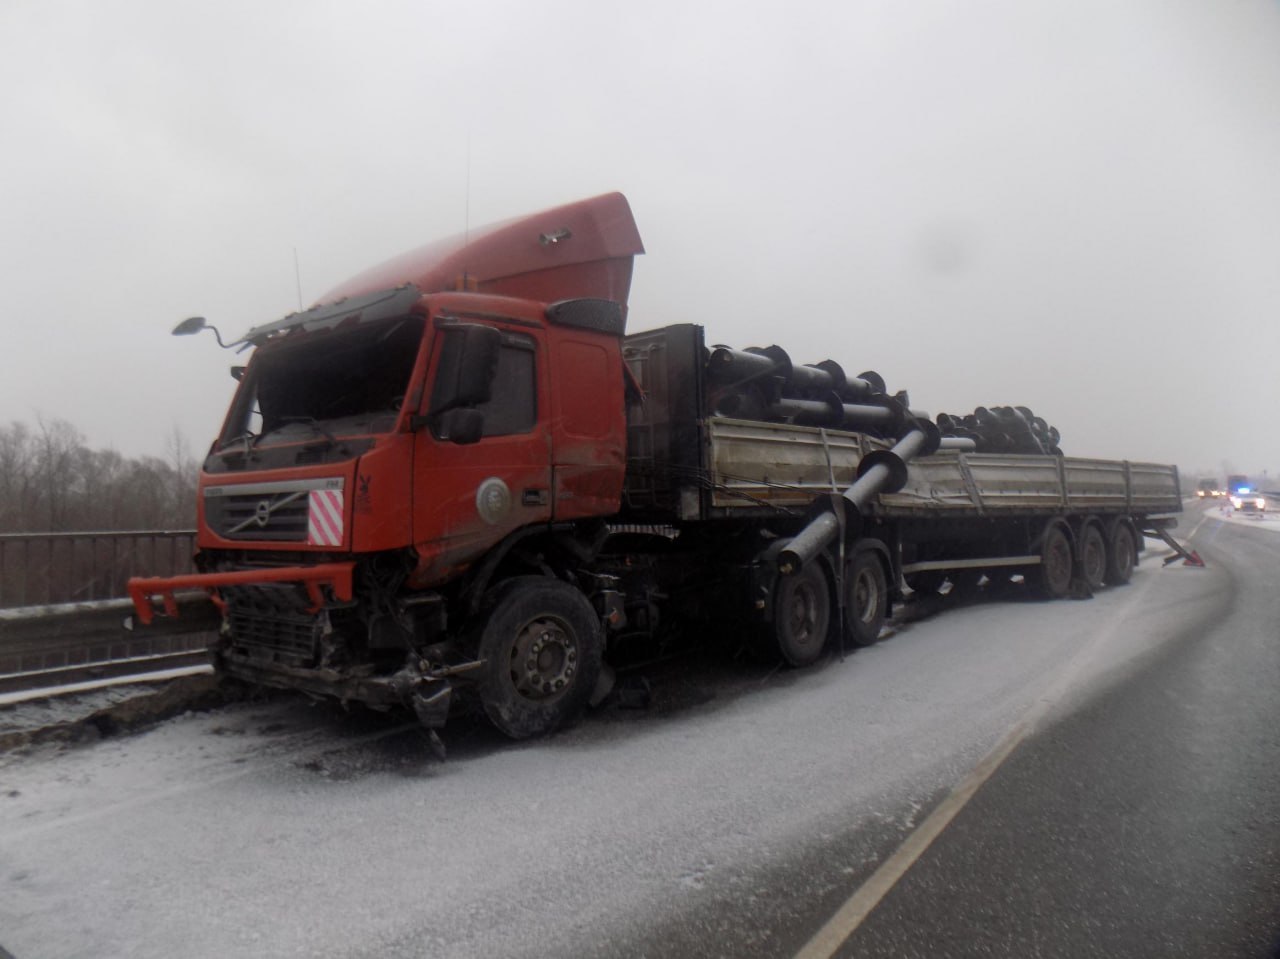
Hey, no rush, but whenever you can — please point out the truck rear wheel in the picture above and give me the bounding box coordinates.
[846,551,888,647]
[1032,523,1074,599]
[1079,523,1107,590]
[474,576,603,740]
[1104,522,1136,585]
[771,562,833,667]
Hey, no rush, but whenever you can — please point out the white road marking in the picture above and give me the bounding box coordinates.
[794,570,1159,959]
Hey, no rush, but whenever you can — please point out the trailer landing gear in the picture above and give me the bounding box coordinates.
[1143,527,1206,568]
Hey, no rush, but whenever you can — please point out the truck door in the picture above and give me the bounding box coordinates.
[410,322,552,583]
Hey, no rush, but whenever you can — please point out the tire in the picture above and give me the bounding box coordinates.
[1079,524,1107,591]
[474,576,604,740]
[1104,522,1136,586]
[846,550,889,647]
[1032,523,1074,599]
[770,561,833,667]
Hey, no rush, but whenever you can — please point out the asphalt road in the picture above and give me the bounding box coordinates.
[1,505,1277,958]
[812,507,1280,958]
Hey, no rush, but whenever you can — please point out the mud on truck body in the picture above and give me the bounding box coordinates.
[130,192,1183,741]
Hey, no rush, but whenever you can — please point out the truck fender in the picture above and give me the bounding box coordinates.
[459,521,610,616]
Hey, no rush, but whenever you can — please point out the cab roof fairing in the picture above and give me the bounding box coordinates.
[316,191,643,307]
[236,192,644,347]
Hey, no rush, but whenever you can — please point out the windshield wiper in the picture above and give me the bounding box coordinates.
[220,430,261,461]
[279,416,349,454]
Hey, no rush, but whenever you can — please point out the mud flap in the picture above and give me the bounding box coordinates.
[590,662,617,707]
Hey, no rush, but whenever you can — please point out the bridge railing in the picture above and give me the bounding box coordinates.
[0,530,197,610]
[0,531,212,694]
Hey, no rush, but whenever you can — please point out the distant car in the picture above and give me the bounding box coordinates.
[1196,479,1219,498]
[1226,475,1266,513]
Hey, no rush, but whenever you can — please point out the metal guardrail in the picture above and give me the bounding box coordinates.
[0,530,208,695]
[0,594,219,695]
[0,529,197,609]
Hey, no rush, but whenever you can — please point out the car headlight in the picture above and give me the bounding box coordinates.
[1257,497,1267,510]
[1230,495,1243,509]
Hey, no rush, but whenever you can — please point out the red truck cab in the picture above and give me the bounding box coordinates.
[131,194,644,738]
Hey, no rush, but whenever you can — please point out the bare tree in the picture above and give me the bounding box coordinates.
[164,423,198,529]
[0,417,199,533]
[33,415,85,531]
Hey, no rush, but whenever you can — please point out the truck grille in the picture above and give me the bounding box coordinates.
[204,479,344,543]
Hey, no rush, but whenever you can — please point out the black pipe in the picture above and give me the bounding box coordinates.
[778,422,941,574]
[767,395,902,432]
[707,346,782,387]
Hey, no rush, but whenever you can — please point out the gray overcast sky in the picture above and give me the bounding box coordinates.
[2,0,1278,480]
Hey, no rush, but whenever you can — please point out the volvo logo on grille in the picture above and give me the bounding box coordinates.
[254,499,273,528]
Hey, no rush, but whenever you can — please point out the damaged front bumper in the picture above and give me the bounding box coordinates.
[128,563,357,625]
[214,648,471,729]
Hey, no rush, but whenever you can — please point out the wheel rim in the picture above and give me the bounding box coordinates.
[784,579,824,647]
[852,566,881,624]
[508,615,578,702]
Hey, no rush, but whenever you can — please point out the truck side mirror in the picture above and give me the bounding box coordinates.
[429,324,501,412]
[436,408,485,445]
[172,316,208,336]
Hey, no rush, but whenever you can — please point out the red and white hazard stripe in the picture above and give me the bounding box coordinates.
[307,489,345,546]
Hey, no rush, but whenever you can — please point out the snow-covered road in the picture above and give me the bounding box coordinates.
[0,536,1221,959]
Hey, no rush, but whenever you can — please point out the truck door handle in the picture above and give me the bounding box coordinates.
[522,488,549,507]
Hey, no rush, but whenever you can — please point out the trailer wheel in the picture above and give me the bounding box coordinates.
[1032,523,1074,599]
[846,551,888,647]
[474,576,603,740]
[1079,524,1107,591]
[1104,522,1136,586]
[771,562,832,667]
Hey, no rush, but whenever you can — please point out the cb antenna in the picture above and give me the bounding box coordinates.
[464,132,472,248]
[293,247,304,311]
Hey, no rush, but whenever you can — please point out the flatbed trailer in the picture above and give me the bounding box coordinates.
[619,321,1180,611]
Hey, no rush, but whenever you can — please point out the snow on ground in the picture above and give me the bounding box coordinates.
[0,548,1225,959]
[1194,500,1280,534]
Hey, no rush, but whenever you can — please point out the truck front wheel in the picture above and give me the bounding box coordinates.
[474,576,604,740]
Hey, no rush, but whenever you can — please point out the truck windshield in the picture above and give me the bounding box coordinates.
[218,315,424,449]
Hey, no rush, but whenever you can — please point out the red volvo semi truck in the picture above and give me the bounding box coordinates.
[130,193,1182,740]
